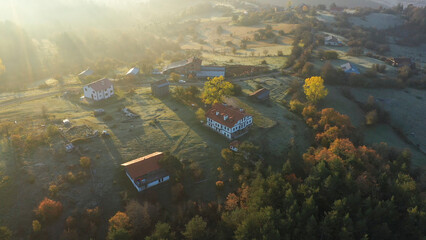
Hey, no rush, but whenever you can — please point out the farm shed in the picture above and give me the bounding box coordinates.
[121,152,169,192]
[78,68,94,79]
[249,88,270,101]
[151,79,170,98]
[126,67,140,76]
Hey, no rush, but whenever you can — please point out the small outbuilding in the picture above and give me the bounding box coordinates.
[230,141,241,152]
[78,68,94,79]
[121,152,169,192]
[341,63,360,74]
[324,35,343,46]
[126,67,140,77]
[249,88,270,101]
[151,79,170,98]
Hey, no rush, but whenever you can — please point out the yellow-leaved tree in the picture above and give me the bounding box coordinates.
[202,76,234,105]
[303,76,328,104]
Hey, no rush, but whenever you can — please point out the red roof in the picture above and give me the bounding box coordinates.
[206,104,251,128]
[249,88,270,99]
[121,152,164,180]
[88,78,113,92]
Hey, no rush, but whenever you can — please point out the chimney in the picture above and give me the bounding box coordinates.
[224,115,228,121]
[216,112,219,116]
[240,108,244,112]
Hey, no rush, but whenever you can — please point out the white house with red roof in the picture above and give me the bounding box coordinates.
[205,104,253,139]
[121,152,169,192]
[83,78,114,101]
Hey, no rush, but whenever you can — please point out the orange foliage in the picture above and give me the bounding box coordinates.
[35,197,63,221]
[329,139,357,159]
[108,211,131,232]
[225,193,239,211]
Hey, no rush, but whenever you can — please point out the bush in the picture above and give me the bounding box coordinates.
[170,72,180,82]
[365,110,378,126]
[195,108,206,122]
[32,220,42,233]
[80,156,91,169]
[0,226,12,240]
[46,125,60,138]
[48,184,59,196]
[398,65,412,80]
[216,181,224,190]
[319,50,338,60]
[289,100,305,114]
[35,198,63,222]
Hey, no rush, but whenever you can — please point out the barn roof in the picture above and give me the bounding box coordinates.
[250,88,270,100]
[121,152,164,180]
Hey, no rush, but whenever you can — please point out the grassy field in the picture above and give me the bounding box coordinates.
[324,86,426,167]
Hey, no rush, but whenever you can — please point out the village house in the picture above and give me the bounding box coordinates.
[324,35,343,46]
[126,67,140,77]
[83,78,114,101]
[249,88,270,101]
[151,79,170,98]
[206,104,253,140]
[162,57,202,75]
[78,68,94,79]
[121,152,169,192]
[341,63,360,74]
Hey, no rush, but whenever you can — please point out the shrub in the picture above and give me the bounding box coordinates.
[0,226,12,240]
[366,110,378,126]
[277,50,284,56]
[195,108,206,121]
[398,65,412,80]
[189,161,203,180]
[319,50,338,60]
[80,156,91,169]
[46,125,59,138]
[35,198,63,222]
[48,184,59,196]
[261,60,268,65]
[32,220,42,233]
[216,181,224,190]
[289,100,305,114]
[170,72,180,82]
